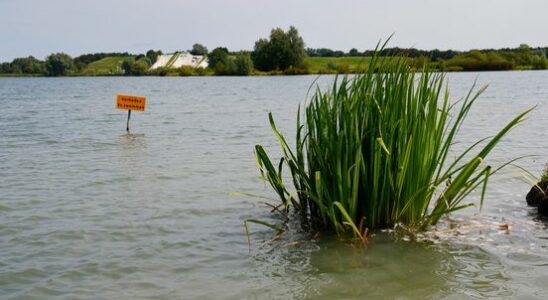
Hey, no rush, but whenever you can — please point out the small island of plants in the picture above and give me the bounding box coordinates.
[253,43,532,243]
[526,164,548,216]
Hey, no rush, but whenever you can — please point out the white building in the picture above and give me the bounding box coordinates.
[150,52,208,70]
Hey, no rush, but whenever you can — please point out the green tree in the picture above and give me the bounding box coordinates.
[206,47,238,75]
[11,56,46,74]
[252,26,306,71]
[349,48,360,56]
[0,62,13,73]
[45,53,74,76]
[146,49,162,64]
[121,57,150,76]
[121,59,133,75]
[532,50,548,69]
[251,38,272,70]
[516,43,533,66]
[190,43,208,56]
[234,52,253,75]
[213,60,236,75]
[207,47,230,69]
[135,61,149,75]
[283,26,306,69]
[519,43,531,52]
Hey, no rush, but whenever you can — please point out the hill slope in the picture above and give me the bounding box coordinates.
[81,56,129,75]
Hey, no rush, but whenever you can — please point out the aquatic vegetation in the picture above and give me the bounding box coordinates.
[255,45,532,241]
[541,163,548,182]
[525,163,548,216]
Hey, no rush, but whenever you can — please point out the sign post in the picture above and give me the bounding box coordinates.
[116,94,146,132]
[126,110,131,132]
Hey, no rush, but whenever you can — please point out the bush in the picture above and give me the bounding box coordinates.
[234,52,253,75]
[283,65,311,75]
[138,57,152,67]
[178,66,194,76]
[213,61,236,75]
[194,67,209,76]
[207,47,230,69]
[446,51,514,71]
[254,48,532,240]
[45,53,75,76]
[0,62,13,73]
[150,67,168,76]
[121,58,149,75]
[532,55,548,70]
[11,56,45,74]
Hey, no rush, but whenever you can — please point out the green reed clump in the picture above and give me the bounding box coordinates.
[255,49,531,241]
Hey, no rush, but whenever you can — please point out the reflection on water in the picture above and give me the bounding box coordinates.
[247,232,511,300]
[118,133,148,172]
[303,236,448,299]
[119,133,147,151]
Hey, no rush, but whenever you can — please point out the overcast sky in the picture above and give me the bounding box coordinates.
[1,0,547,61]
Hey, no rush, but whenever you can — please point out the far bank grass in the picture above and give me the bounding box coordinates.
[305,56,372,73]
[81,56,129,75]
[0,73,40,77]
[1,55,544,77]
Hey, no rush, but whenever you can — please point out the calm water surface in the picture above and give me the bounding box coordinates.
[1,72,548,299]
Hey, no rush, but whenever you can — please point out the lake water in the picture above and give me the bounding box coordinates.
[1,72,548,299]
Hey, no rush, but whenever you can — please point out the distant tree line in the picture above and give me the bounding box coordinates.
[306,47,454,59]
[305,44,548,71]
[0,27,307,76]
[440,44,548,71]
[0,50,165,76]
[0,56,46,74]
[1,27,548,76]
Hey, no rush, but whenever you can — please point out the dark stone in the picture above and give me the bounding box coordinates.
[526,180,548,207]
[539,197,548,216]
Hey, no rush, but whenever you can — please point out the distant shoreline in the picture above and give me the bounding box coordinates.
[3,44,548,77]
[1,67,547,78]
[3,26,547,77]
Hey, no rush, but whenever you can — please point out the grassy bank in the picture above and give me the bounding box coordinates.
[305,57,371,73]
[81,56,129,75]
[0,73,41,77]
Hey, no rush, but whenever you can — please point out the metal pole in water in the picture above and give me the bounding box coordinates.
[126,109,132,132]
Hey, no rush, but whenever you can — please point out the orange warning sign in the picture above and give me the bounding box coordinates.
[116,94,146,111]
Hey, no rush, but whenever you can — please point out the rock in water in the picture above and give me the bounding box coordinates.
[539,199,548,216]
[526,180,548,207]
